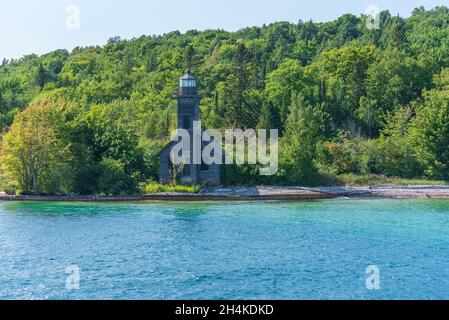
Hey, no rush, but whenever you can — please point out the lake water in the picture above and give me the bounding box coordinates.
[1,199,449,300]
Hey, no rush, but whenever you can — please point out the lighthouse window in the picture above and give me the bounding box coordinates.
[181,79,196,87]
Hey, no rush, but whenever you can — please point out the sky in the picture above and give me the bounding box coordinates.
[0,0,447,60]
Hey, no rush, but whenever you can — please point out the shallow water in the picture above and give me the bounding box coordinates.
[1,199,449,300]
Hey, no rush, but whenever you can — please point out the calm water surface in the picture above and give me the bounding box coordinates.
[1,199,449,300]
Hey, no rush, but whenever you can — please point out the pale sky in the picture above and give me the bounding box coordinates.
[0,0,447,60]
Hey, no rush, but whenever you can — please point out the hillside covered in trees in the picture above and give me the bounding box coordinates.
[1,6,449,195]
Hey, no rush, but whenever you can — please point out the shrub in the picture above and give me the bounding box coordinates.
[98,158,138,195]
[141,183,201,194]
[318,136,382,176]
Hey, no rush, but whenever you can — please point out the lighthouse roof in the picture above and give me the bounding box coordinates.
[180,71,196,80]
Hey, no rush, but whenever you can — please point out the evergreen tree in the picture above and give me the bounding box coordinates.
[280,94,325,184]
[36,63,47,90]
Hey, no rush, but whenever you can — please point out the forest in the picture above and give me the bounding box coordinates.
[0,6,449,195]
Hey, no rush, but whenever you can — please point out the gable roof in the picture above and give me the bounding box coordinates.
[157,140,177,157]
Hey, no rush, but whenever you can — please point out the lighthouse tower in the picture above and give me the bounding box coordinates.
[158,71,221,185]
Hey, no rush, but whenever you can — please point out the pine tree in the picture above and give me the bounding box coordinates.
[184,44,195,71]
[36,63,47,90]
[1,58,8,68]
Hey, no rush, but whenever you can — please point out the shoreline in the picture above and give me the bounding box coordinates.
[2,186,449,202]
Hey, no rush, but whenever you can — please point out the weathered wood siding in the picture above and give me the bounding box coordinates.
[198,163,221,185]
[159,148,173,184]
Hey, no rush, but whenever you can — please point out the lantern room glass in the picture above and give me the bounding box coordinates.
[180,79,196,87]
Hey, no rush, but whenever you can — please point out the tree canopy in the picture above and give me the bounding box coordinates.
[1,6,449,193]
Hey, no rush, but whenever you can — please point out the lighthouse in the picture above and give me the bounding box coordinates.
[158,71,221,185]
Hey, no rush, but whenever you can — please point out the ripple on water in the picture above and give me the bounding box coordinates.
[1,199,449,299]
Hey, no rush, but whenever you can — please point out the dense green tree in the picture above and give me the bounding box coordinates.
[265,59,309,129]
[98,158,137,195]
[0,101,73,194]
[36,63,49,90]
[377,107,423,178]
[409,68,449,179]
[279,94,325,184]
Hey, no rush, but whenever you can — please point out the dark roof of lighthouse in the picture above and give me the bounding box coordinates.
[180,70,196,80]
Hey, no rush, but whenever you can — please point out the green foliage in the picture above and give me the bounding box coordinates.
[98,158,137,196]
[279,94,325,184]
[0,101,74,194]
[336,173,447,187]
[409,68,449,179]
[318,135,381,176]
[141,140,166,180]
[1,7,449,191]
[222,164,270,186]
[376,107,424,178]
[0,108,19,132]
[141,183,201,194]
[265,59,309,130]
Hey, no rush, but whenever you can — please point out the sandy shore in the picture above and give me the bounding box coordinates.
[201,185,449,200]
[313,186,449,199]
[1,186,449,202]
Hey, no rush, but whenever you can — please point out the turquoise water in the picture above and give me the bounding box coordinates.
[1,199,449,300]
